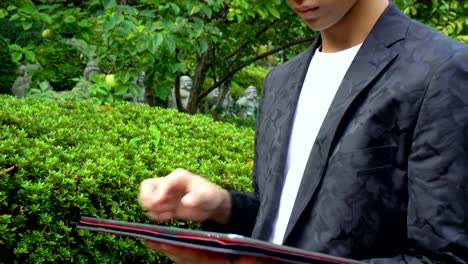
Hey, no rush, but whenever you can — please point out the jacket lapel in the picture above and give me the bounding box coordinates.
[282,4,408,242]
[252,37,322,240]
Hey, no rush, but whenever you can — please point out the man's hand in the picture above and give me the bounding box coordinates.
[146,241,288,264]
[138,168,231,224]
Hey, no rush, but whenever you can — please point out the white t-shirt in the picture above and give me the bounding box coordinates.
[269,44,362,245]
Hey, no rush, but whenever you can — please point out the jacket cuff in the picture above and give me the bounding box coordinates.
[202,191,259,236]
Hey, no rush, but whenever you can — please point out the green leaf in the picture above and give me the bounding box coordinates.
[9,14,20,21]
[150,126,160,151]
[148,35,158,54]
[136,41,147,53]
[39,82,49,91]
[119,5,138,16]
[97,87,109,96]
[266,5,281,19]
[164,34,176,54]
[0,9,8,19]
[22,21,33,31]
[161,18,175,31]
[103,18,117,31]
[120,71,132,83]
[139,10,155,18]
[190,5,201,16]
[78,19,93,28]
[170,3,181,15]
[11,52,22,63]
[79,31,91,42]
[104,94,114,103]
[198,38,209,54]
[114,85,128,95]
[200,5,213,18]
[114,13,125,25]
[121,20,136,32]
[19,4,37,16]
[239,0,249,9]
[147,21,158,32]
[103,0,117,10]
[129,84,140,99]
[89,73,102,83]
[154,85,172,100]
[24,51,35,63]
[38,13,53,25]
[155,33,164,47]
[64,15,76,24]
[236,13,243,23]
[174,63,186,73]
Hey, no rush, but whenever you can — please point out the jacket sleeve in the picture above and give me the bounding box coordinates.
[368,49,468,263]
[201,72,277,237]
[201,191,259,236]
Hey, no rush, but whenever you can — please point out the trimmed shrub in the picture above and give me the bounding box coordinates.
[0,95,254,263]
[0,36,16,95]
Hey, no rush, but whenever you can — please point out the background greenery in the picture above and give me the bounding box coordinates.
[395,0,468,43]
[0,0,466,111]
[1,0,466,112]
[0,0,313,112]
[0,94,254,263]
[0,36,16,95]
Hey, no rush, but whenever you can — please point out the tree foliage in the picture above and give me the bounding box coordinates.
[0,0,466,112]
[395,0,468,43]
[0,0,312,112]
[0,36,16,95]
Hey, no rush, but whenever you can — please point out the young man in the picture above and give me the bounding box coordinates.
[138,0,468,263]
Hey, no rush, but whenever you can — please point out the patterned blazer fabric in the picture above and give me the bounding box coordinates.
[222,3,468,264]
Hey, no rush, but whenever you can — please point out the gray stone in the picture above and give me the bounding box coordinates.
[123,71,147,104]
[235,86,258,117]
[72,58,99,93]
[11,65,30,98]
[168,75,192,109]
[206,87,234,114]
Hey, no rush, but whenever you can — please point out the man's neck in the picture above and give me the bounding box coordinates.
[320,0,389,53]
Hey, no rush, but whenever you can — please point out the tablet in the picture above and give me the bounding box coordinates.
[78,216,365,264]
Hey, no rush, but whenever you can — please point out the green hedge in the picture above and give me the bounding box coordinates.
[0,95,254,263]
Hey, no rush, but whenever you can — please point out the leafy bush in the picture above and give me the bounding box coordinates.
[0,36,16,95]
[0,1,39,46]
[0,0,34,10]
[36,43,83,92]
[0,95,254,263]
[395,0,468,43]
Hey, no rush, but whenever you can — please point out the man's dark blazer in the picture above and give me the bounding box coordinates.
[210,3,468,263]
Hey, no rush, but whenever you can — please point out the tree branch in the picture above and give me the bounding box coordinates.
[199,35,315,99]
[222,20,277,62]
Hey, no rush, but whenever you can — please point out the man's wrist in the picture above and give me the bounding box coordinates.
[211,189,231,225]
